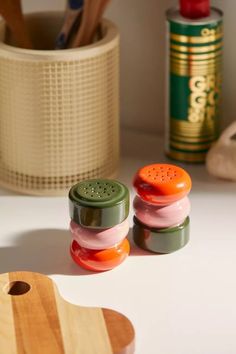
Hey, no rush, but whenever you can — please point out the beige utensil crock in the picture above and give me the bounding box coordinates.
[0,12,119,195]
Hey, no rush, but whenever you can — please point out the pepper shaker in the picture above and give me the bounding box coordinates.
[69,179,130,271]
[133,164,192,254]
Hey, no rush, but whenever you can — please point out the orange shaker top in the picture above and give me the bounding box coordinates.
[133,163,192,205]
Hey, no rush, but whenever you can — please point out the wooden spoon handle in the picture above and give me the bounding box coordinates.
[7,19,32,49]
[55,0,83,49]
[81,0,101,46]
[71,0,91,48]
[0,0,32,49]
[82,0,111,46]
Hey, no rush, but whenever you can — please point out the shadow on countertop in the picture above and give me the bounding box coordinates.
[0,229,92,276]
[0,227,153,276]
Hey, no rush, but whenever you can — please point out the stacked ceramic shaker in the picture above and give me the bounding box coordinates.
[69,179,130,271]
[133,164,191,254]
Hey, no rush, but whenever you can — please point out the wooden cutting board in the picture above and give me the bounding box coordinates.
[0,271,135,354]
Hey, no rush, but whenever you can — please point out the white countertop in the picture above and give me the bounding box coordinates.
[1,130,236,354]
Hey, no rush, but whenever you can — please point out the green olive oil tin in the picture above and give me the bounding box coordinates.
[166,7,223,163]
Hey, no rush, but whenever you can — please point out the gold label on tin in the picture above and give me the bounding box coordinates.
[166,9,223,162]
[201,24,223,37]
[188,74,221,123]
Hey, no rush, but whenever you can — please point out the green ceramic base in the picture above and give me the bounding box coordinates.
[133,216,190,254]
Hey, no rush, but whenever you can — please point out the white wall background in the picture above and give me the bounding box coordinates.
[22,0,235,134]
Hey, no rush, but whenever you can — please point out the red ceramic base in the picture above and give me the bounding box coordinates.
[70,238,130,272]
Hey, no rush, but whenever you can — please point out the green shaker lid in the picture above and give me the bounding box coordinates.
[69,179,130,228]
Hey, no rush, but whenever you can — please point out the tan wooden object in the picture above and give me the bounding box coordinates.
[72,0,91,47]
[72,0,111,47]
[0,0,32,48]
[0,271,135,354]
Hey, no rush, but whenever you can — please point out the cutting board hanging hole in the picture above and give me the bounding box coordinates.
[3,281,31,296]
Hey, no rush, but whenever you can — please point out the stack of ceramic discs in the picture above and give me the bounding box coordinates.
[133,164,191,254]
[69,179,130,271]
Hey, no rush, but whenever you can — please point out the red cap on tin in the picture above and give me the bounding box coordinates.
[180,0,210,19]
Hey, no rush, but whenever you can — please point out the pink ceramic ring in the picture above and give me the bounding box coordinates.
[70,219,129,250]
[133,195,191,228]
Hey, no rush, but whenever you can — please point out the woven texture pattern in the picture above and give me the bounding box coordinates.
[0,17,119,195]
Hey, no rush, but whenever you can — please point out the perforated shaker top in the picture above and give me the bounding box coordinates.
[133,164,192,205]
[69,179,130,228]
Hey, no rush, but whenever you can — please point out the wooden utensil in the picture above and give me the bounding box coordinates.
[55,0,84,49]
[0,271,135,354]
[80,0,101,46]
[71,0,90,47]
[0,0,32,49]
[72,0,110,48]
[91,0,111,42]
